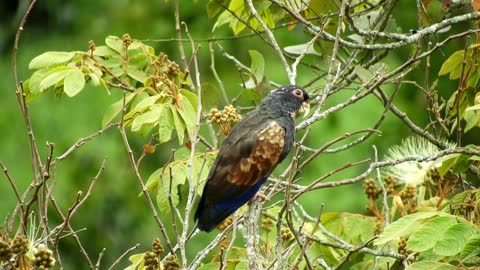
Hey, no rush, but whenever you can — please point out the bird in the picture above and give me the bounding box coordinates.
[194,85,310,232]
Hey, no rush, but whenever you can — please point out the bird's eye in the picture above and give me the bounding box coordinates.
[292,89,304,99]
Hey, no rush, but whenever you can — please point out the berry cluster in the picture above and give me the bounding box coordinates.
[280,227,294,242]
[261,216,274,233]
[383,175,399,195]
[10,235,29,256]
[216,216,234,231]
[0,239,12,261]
[208,105,242,135]
[144,251,160,270]
[152,238,164,256]
[32,244,56,270]
[164,255,180,270]
[363,179,380,200]
[399,184,416,204]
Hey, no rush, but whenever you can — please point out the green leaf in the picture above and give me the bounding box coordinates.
[201,83,222,112]
[375,212,441,245]
[438,50,463,78]
[171,105,186,145]
[206,0,227,18]
[63,67,85,97]
[127,66,147,84]
[433,222,478,256]
[29,51,76,69]
[102,92,137,127]
[284,43,321,56]
[249,50,265,82]
[93,45,117,57]
[158,105,174,143]
[39,66,73,91]
[124,253,145,270]
[180,89,199,110]
[407,216,457,252]
[131,104,163,132]
[177,93,197,141]
[28,68,50,94]
[105,35,124,54]
[452,154,473,173]
[460,234,480,262]
[156,163,187,216]
[406,261,455,270]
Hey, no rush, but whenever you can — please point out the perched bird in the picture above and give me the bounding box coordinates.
[194,85,310,232]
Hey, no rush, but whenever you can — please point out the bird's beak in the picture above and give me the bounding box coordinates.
[298,102,310,118]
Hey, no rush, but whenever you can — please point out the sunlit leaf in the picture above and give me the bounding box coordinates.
[63,67,86,97]
[29,51,77,69]
[123,253,145,270]
[28,68,50,94]
[407,216,457,252]
[127,66,147,84]
[433,222,478,256]
[131,104,163,132]
[375,212,442,245]
[460,234,480,262]
[93,46,117,57]
[105,35,124,54]
[39,66,73,91]
[438,50,464,79]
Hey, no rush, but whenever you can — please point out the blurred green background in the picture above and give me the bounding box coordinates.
[0,0,473,268]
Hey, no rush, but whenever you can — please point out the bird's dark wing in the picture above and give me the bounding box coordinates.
[195,115,288,231]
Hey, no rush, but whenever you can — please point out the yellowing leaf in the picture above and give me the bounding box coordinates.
[131,104,163,132]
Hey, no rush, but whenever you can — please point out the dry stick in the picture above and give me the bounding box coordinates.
[53,158,106,249]
[179,22,203,269]
[118,93,174,254]
[11,0,42,177]
[95,248,106,269]
[245,0,293,83]
[309,147,480,191]
[174,0,187,69]
[209,41,229,105]
[56,122,118,162]
[456,37,471,147]
[49,196,94,269]
[373,145,390,227]
[0,161,24,212]
[108,243,141,270]
[333,236,378,270]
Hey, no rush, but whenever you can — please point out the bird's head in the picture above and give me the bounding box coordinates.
[261,85,310,117]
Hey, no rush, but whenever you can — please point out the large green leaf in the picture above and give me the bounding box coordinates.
[406,261,455,270]
[433,222,478,256]
[460,234,480,262]
[407,216,457,252]
[375,212,441,245]
[156,163,187,216]
[63,67,86,97]
[28,68,50,94]
[29,51,77,69]
[243,50,265,89]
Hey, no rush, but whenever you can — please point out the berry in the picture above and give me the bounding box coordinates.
[11,235,29,256]
[163,255,180,270]
[363,179,380,200]
[152,238,164,256]
[216,216,233,231]
[31,244,56,269]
